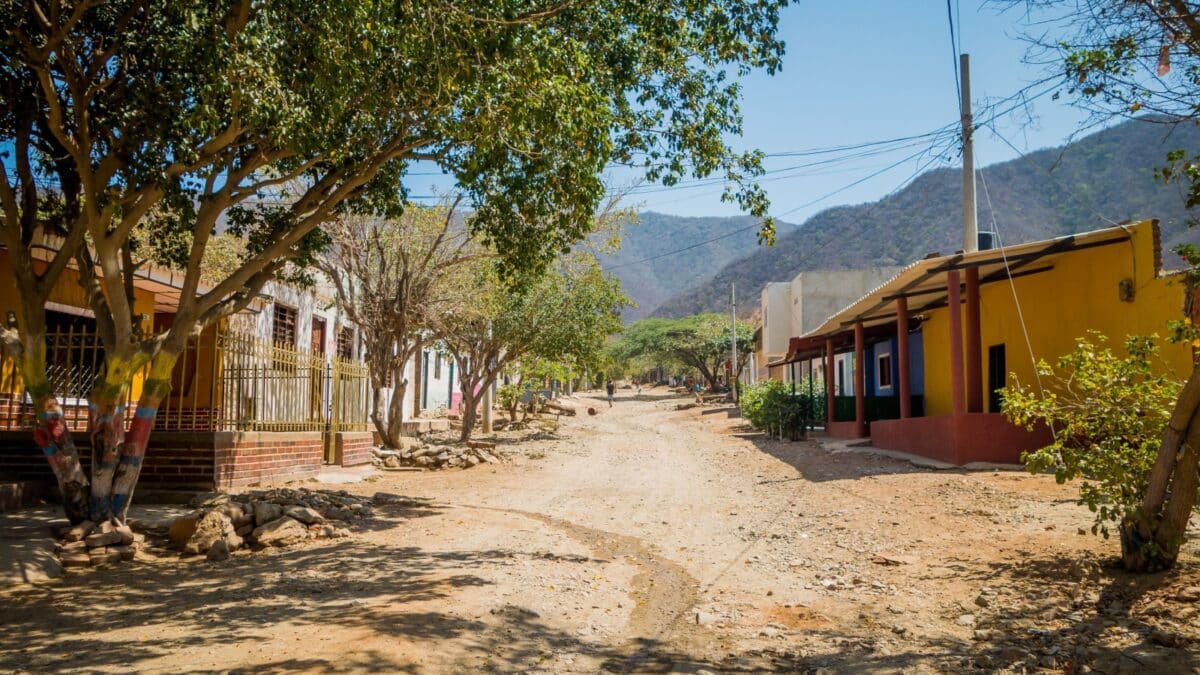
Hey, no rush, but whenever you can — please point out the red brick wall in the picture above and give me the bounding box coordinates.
[334,431,373,467]
[0,431,216,490]
[213,432,323,488]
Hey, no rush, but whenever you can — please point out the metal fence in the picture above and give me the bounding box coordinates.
[0,326,371,434]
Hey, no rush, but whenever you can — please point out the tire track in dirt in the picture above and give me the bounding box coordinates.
[468,504,705,670]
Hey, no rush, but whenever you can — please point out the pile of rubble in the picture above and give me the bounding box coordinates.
[371,440,503,471]
[166,489,368,560]
[55,520,142,568]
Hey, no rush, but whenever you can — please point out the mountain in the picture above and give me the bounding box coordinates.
[646,117,1200,318]
[595,211,799,320]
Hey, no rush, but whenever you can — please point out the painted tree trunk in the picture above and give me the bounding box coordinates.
[384,381,407,449]
[31,389,90,524]
[86,395,127,522]
[1120,363,1200,572]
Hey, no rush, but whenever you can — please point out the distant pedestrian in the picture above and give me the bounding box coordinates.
[606,379,615,407]
[693,381,703,404]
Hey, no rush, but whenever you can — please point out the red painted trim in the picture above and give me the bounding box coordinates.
[896,296,911,419]
[965,267,983,413]
[947,270,966,416]
[825,338,835,425]
[870,413,1053,465]
[854,321,866,437]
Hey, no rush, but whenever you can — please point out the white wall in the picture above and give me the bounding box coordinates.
[760,282,793,361]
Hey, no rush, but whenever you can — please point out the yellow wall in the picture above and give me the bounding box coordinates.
[922,221,1192,416]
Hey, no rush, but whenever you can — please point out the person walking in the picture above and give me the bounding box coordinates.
[606,379,615,407]
[693,380,703,404]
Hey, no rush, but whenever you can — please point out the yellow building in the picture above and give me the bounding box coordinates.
[779,219,1192,465]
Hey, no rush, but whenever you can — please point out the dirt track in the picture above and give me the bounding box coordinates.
[2,387,1198,673]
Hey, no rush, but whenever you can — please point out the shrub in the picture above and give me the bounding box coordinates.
[740,378,825,435]
[1003,332,1183,537]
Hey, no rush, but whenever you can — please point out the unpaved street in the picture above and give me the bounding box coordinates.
[2,388,1199,673]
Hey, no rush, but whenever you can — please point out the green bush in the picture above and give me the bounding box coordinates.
[740,378,825,434]
[1003,332,1183,537]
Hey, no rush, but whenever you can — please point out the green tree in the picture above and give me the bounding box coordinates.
[1009,0,1200,571]
[435,253,629,440]
[613,314,754,391]
[0,0,786,522]
[1003,333,1185,555]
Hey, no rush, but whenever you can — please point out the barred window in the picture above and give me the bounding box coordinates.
[272,304,297,347]
[337,327,354,359]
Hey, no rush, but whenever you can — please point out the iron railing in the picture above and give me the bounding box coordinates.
[0,326,370,433]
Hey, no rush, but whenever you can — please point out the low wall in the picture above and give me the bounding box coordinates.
[825,420,868,439]
[870,413,1053,465]
[0,431,218,490]
[332,431,374,467]
[214,431,323,489]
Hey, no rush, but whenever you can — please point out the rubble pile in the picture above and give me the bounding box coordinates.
[54,520,142,569]
[371,440,503,471]
[165,489,365,560]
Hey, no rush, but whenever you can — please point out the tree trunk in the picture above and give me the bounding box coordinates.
[384,379,407,449]
[370,385,390,444]
[1119,363,1200,571]
[459,388,477,442]
[31,388,90,524]
[86,391,127,522]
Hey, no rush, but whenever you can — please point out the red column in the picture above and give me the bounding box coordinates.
[854,321,866,438]
[896,296,911,419]
[965,267,983,413]
[825,338,835,427]
[947,270,966,416]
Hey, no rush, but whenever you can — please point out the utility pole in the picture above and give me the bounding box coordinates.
[731,282,738,403]
[960,53,978,253]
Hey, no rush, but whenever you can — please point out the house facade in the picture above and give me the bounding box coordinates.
[774,220,1192,465]
[0,245,376,497]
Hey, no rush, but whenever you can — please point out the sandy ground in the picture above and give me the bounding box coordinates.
[1,386,1199,674]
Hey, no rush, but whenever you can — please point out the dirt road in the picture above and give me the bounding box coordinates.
[2,388,1198,673]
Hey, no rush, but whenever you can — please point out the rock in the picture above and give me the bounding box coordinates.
[467,440,496,450]
[85,530,124,548]
[695,611,718,626]
[285,506,324,525]
[1150,629,1186,648]
[89,547,121,565]
[465,455,481,467]
[974,594,990,608]
[334,528,351,538]
[373,492,413,505]
[62,520,96,543]
[383,456,402,468]
[235,523,254,537]
[114,525,134,545]
[183,510,235,556]
[957,614,976,627]
[435,451,451,463]
[410,447,437,459]
[189,491,230,508]
[206,539,231,561]
[415,456,434,467]
[220,503,253,528]
[253,501,284,526]
[110,545,136,561]
[252,516,308,547]
[892,625,907,635]
[168,511,202,546]
[61,552,92,568]
[1177,587,1200,602]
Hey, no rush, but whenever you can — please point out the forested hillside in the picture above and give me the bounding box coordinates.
[644,117,1200,317]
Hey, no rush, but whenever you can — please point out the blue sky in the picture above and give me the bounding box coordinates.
[410,2,1094,224]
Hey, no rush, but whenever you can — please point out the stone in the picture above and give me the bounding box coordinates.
[235,523,254,538]
[61,552,92,568]
[190,491,230,508]
[206,539,230,562]
[974,594,991,608]
[252,516,308,547]
[695,611,717,626]
[334,528,351,538]
[114,525,135,545]
[183,510,235,556]
[957,614,976,627]
[168,511,203,546]
[85,530,124,548]
[110,545,136,562]
[435,451,451,463]
[415,456,434,467]
[410,447,436,459]
[384,456,402,468]
[221,503,253,528]
[62,520,96,543]
[285,506,324,525]
[253,501,284,526]
[57,539,87,553]
[464,455,481,467]
[89,547,121,565]
[1177,587,1200,602]
[467,440,496,450]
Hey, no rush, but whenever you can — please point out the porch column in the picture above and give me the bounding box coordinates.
[896,296,912,419]
[854,321,866,437]
[947,270,966,416]
[965,267,983,413]
[825,338,835,427]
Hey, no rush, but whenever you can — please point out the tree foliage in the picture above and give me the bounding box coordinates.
[739,377,824,435]
[613,314,753,390]
[1003,332,1184,538]
[0,0,786,522]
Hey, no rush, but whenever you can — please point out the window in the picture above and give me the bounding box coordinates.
[337,327,354,359]
[877,353,892,389]
[836,359,845,396]
[272,304,297,347]
[988,344,1007,413]
[434,352,442,379]
[311,316,327,355]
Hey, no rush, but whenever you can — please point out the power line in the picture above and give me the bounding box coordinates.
[946,0,962,111]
